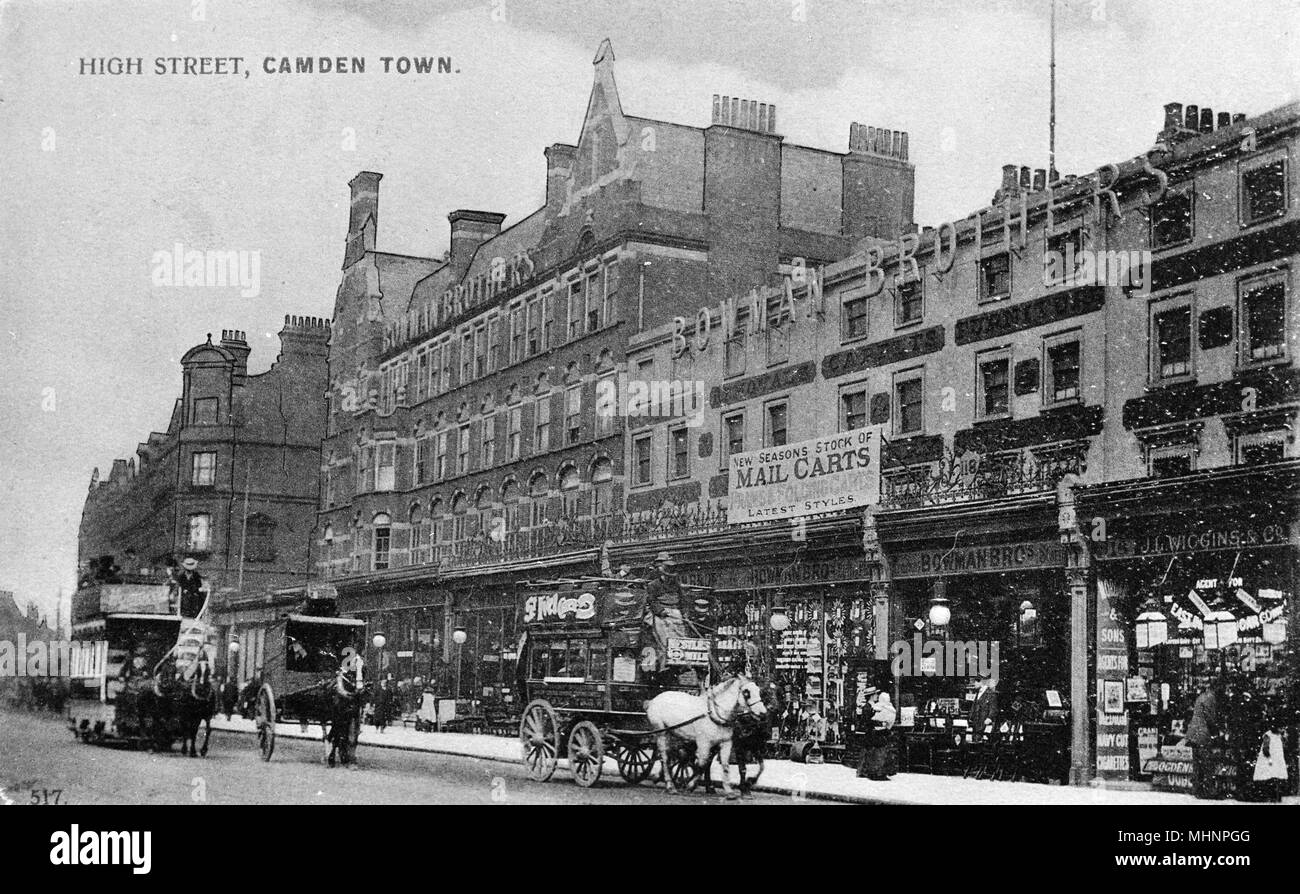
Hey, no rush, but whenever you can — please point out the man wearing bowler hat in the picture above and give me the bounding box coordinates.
[645,552,689,670]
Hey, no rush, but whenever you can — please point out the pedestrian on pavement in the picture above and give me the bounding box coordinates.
[1252,720,1289,802]
[220,675,238,720]
[374,674,395,733]
[856,688,896,780]
[1186,679,1223,799]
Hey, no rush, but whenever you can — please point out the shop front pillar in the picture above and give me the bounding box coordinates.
[1066,562,1093,785]
[1058,476,1094,786]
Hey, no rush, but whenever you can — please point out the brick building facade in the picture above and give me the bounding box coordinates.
[77,317,330,646]
[315,40,914,697]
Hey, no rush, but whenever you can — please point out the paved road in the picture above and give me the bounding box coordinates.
[0,710,820,806]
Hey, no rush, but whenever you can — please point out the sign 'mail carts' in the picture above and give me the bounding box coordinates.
[727,427,882,524]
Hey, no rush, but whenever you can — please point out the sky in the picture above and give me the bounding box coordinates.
[0,0,1296,624]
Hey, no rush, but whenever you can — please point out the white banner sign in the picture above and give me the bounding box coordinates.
[727,426,882,524]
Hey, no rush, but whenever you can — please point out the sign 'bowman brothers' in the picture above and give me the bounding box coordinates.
[727,426,882,524]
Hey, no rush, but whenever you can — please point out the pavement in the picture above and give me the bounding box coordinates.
[209,715,1285,805]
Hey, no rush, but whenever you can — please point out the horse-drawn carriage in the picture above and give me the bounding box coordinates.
[251,611,367,766]
[66,610,216,755]
[516,576,767,794]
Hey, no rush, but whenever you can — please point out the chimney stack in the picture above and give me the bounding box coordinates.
[344,171,382,267]
[278,315,331,359]
[848,123,910,161]
[711,95,777,134]
[446,210,507,277]
[544,143,577,217]
[1199,107,1214,133]
[219,328,251,379]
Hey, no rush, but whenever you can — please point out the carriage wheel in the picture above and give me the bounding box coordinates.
[519,700,560,782]
[567,721,604,788]
[255,684,277,762]
[669,748,699,790]
[614,740,656,784]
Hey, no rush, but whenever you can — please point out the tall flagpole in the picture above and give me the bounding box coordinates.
[1049,0,1057,181]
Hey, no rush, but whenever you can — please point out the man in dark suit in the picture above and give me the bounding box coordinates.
[969,672,999,742]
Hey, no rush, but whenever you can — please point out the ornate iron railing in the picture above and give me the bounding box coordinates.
[880,443,1086,509]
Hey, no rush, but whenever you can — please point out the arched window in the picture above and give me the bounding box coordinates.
[559,464,581,518]
[409,503,426,563]
[501,479,519,532]
[451,493,467,541]
[372,513,392,571]
[591,457,614,517]
[429,497,444,552]
[527,472,549,528]
[474,485,493,539]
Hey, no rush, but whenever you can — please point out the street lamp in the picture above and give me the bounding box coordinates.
[769,606,790,632]
[928,580,952,628]
[1135,598,1169,649]
[1202,600,1238,651]
[452,625,467,700]
[372,632,387,679]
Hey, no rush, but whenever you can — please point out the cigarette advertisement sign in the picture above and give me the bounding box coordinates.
[727,427,882,524]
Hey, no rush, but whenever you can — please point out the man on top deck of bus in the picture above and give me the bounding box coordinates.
[645,553,690,670]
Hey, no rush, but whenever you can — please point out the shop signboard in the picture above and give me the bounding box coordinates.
[522,585,643,628]
[776,630,810,669]
[891,540,1066,579]
[727,426,882,524]
[1095,580,1132,781]
[665,637,711,666]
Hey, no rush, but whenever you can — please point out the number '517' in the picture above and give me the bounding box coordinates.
[30,789,63,805]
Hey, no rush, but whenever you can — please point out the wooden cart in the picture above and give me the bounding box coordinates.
[516,576,717,788]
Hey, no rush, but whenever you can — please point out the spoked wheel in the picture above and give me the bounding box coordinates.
[669,748,699,791]
[614,740,657,784]
[567,721,604,788]
[520,700,560,782]
[255,684,277,761]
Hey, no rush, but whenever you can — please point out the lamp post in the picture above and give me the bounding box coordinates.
[928,580,951,630]
[452,625,467,701]
[372,632,387,683]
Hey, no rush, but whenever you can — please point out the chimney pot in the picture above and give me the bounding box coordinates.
[1199,108,1214,133]
[1001,164,1019,191]
[1184,104,1198,131]
[1232,112,1246,124]
[1163,102,1183,130]
[900,132,908,161]
[1217,111,1231,129]
[1019,166,1031,188]
[1033,168,1046,191]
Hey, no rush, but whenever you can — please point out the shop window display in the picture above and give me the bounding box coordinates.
[1109,551,1296,799]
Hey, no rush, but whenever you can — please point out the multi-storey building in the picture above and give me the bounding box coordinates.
[78,318,330,675]
[618,100,1298,788]
[316,40,914,698]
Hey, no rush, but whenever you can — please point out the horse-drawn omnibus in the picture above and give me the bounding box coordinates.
[516,575,764,792]
[66,582,215,753]
[250,610,368,766]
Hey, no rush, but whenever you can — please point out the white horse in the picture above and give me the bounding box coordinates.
[646,674,767,798]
